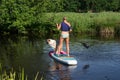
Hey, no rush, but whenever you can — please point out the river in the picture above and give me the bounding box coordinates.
[0,35,120,80]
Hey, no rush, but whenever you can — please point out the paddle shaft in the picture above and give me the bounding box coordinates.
[70,34,89,48]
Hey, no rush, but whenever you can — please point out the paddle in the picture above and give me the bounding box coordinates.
[70,34,90,49]
[80,42,90,49]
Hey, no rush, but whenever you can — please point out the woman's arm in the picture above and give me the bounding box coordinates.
[65,21,72,32]
[56,23,61,30]
[64,21,71,27]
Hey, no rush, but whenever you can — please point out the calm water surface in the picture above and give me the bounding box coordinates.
[0,35,120,80]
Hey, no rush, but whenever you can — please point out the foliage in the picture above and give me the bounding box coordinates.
[0,0,49,34]
[62,0,80,12]
[44,12,120,34]
[0,0,120,35]
[78,0,120,12]
[0,63,44,80]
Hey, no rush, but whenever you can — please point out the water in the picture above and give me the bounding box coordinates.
[0,35,120,80]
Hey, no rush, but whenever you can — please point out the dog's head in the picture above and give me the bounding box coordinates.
[47,39,56,50]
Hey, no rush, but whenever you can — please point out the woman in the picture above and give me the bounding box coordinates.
[56,17,72,56]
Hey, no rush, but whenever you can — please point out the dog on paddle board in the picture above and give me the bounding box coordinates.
[46,39,66,54]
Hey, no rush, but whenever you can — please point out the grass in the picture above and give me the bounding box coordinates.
[0,63,44,80]
[43,12,120,34]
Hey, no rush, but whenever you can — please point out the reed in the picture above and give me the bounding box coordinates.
[0,63,44,80]
[44,12,120,34]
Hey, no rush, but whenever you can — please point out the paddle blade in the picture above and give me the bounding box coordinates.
[81,42,89,48]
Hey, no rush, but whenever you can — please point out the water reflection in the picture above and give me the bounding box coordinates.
[47,60,77,80]
[0,36,48,79]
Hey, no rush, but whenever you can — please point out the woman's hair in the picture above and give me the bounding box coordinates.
[63,17,66,20]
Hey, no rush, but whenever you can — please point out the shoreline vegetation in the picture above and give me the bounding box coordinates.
[0,63,44,80]
[1,12,120,37]
[44,12,120,36]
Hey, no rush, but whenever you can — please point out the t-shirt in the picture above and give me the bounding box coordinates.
[61,22,70,31]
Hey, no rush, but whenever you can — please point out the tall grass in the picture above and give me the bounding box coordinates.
[0,63,44,80]
[43,12,120,34]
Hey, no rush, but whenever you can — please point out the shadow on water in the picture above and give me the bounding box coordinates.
[0,34,120,80]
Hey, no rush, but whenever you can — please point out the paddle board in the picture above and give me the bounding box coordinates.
[49,51,77,66]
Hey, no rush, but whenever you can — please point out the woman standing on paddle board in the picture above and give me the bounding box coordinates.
[56,17,72,56]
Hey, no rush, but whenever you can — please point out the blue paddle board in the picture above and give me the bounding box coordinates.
[49,51,77,66]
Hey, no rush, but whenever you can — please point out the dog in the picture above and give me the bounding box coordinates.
[47,39,66,55]
[47,39,57,51]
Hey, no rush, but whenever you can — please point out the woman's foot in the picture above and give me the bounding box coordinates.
[55,52,60,56]
[67,54,70,57]
[55,53,59,57]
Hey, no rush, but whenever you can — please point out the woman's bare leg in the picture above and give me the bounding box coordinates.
[65,38,69,56]
[57,37,64,55]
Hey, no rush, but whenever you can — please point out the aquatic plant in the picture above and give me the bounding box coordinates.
[0,63,44,80]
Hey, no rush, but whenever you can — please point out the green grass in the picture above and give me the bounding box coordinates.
[43,12,120,34]
[0,63,44,80]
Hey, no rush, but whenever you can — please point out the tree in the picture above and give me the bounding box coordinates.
[0,0,50,34]
[62,0,80,12]
[110,0,120,11]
